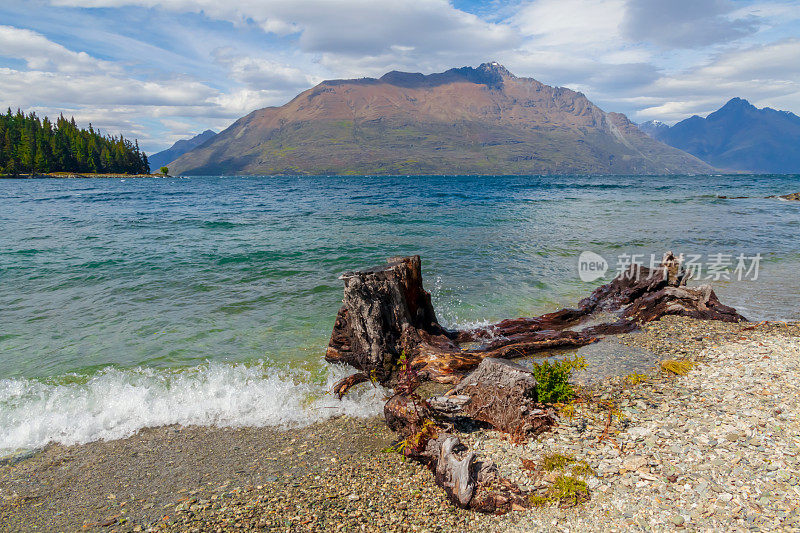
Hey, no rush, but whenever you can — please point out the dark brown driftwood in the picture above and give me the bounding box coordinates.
[383,378,536,513]
[329,252,744,395]
[326,256,448,386]
[449,358,557,437]
[326,252,746,512]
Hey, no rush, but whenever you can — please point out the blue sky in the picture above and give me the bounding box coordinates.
[1,0,798,154]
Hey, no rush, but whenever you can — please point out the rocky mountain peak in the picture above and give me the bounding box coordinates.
[719,97,756,113]
[648,97,800,172]
[478,61,513,78]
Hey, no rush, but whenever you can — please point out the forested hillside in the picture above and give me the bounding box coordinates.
[0,109,150,175]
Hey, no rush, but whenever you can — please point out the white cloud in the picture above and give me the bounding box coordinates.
[208,88,294,116]
[504,0,658,94]
[48,0,520,75]
[632,39,800,122]
[514,0,627,49]
[700,38,800,80]
[730,1,800,22]
[622,0,759,49]
[0,25,116,73]
[0,67,215,107]
[212,50,321,90]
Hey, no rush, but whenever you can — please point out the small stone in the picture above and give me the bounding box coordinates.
[598,461,619,476]
[672,515,685,526]
[622,455,647,472]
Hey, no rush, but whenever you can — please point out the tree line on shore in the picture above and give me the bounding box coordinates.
[0,109,150,175]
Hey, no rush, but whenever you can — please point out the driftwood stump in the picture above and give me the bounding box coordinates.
[326,253,746,512]
[328,253,744,394]
[325,256,449,391]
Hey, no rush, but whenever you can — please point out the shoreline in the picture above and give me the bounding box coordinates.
[0,173,164,179]
[2,317,799,531]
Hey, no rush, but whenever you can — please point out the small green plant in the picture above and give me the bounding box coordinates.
[407,419,438,453]
[558,401,576,420]
[529,494,549,507]
[528,474,590,508]
[547,475,589,507]
[542,453,575,471]
[530,356,586,403]
[159,166,169,176]
[570,461,595,477]
[660,360,696,376]
[540,453,595,476]
[381,419,437,460]
[382,439,408,456]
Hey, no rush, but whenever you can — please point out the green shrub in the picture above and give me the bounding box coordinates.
[541,453,575,471]
[541,453,595,476]
[528,474,590,508]
[530,356,586,403]
[547,475,589,507]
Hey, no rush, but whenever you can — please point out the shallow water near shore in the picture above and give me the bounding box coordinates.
[1,174,799,453]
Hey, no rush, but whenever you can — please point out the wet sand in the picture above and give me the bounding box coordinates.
[0,416,479,532]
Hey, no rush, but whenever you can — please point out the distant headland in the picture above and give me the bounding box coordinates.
[0,109,150,177]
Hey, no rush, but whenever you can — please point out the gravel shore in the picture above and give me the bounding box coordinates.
[2,317,798,532]
[474,317,800,532]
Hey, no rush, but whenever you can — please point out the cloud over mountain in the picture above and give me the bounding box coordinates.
[0,0,797,153]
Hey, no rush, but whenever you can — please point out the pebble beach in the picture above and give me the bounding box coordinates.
[2,316,799,532]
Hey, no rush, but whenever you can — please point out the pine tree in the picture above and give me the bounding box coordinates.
[0,109,149,176]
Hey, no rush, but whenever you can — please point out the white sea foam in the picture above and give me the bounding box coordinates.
[0,362,387,454]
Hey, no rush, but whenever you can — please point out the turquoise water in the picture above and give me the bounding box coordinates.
[1,174,799,452]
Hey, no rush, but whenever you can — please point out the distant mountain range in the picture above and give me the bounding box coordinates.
[639,98,800,173]
[149,129,216,169]
[169,62,711,176]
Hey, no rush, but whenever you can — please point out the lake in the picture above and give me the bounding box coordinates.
[1,174,798,453]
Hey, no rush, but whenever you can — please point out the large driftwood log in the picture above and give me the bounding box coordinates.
[327,253,746,512]
[328,252,745,393]
[325,256,448,383]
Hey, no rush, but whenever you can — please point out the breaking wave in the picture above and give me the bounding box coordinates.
[0,362,387,454]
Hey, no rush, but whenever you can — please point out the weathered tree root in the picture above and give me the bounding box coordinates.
[326,253,746,512]
[328,252,744,393]
[383,362,542,514]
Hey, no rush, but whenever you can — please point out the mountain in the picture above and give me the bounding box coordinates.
[638,120,669,138]
[149,129,217,169]
[641,98,800,173]
[169,62,711,175]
